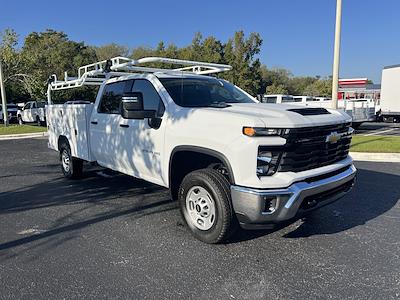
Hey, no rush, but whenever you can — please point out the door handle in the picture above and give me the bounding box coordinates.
[119,124,129,128]
[91,121,98,125]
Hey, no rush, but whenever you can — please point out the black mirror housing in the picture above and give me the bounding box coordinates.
[120,92,156,119]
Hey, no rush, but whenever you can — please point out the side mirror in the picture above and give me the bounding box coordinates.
[120,92,156,119]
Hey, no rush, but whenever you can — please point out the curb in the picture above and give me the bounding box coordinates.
[350,152,400,163]
[0,132,48,140]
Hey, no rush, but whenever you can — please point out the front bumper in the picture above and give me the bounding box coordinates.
[231,164,356,229]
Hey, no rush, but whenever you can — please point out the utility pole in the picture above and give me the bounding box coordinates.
[331,0,342,109]
[0,60,8,126]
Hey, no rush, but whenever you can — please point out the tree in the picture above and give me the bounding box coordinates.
[20,29,97,99]
[265,83,289,95]
[221,31,263,95]
[94,43,130,61]
[303,78,332,97]
[260,66,292,94]
[0,28,31,102]
[288,76,318,95]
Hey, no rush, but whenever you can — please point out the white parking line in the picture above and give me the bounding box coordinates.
[364,128,397,136]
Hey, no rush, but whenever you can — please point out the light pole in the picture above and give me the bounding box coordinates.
[0,59,8,126]
[331,0,342,109]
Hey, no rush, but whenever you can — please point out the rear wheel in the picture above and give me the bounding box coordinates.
[178,168,237,243]
[59,141,83,179]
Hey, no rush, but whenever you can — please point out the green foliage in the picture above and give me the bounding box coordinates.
[0,124,47,135]
[1,28,333,102]
[94,43,130,61]
[220,31,262,95]
[266,83,289,95]
[21,29,97,99]
[260,64,331,97]
[0,28,29,102]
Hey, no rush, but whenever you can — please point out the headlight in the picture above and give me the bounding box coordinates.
[243,127,289,137]
[257,148,282,176]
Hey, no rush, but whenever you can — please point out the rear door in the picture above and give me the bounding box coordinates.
[90,80,131,168]
[30,102,38,121]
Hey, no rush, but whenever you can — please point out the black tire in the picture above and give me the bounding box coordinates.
[178,168,237,244]
[59,141,83,179]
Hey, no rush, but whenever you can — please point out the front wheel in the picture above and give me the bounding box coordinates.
[178,168,237,243]
[59,141,83,179]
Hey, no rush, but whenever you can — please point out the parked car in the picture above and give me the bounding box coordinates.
[17,101,47,126]
[0,103,19,123]
[47,56,356,244]
[262,94,299,104]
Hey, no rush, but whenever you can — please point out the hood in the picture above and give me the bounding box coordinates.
[210,102,351,128]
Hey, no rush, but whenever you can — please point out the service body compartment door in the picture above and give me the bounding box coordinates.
[47,104,93,161]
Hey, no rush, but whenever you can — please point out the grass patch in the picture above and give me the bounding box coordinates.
[351,135,400,153]
[0,124,47,135]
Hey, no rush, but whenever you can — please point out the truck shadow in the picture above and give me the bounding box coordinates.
[0,167,176,256]
[229,167,400,242]
[1,166,399,250]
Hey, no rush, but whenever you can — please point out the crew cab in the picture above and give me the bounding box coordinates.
[17,100,47,126]
[46,57,356,243]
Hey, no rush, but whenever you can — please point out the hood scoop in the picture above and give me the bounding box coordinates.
[287,108,331,116]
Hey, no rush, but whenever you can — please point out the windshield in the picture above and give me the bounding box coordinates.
[159,77,255,107]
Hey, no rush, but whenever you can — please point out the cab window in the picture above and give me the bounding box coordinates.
[131,79,165,116]
[98,80,132,114]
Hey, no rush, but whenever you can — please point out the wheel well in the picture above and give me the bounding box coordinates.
[57,135,69,151]
[169,148,234,201]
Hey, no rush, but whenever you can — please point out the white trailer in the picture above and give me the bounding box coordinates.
[380,64,400,122]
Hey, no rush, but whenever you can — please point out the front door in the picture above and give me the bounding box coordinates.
[116,78,166,186]
[90,78,167,186]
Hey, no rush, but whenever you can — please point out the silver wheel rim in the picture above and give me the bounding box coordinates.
[186,186,216,230]
[61,150,70,173]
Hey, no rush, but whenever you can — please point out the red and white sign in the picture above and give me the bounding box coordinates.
[339,78,368,86]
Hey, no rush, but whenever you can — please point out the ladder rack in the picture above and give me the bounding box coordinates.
[48,56,232,91]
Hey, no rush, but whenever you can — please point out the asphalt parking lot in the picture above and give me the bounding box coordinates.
[1,138,399,299]
[355,122,400,136]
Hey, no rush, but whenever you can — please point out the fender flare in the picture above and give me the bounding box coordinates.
[168,145,235,185]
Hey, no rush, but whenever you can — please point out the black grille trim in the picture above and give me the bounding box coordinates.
[278,122,352,173]
[300,178,355,210]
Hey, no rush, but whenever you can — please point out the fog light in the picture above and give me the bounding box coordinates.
[263,196,278,214]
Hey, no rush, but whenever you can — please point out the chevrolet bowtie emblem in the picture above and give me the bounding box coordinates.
[326,131,341,143]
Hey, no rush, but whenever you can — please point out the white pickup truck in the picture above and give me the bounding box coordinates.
[47,57,356,243]
[17,100,47,126]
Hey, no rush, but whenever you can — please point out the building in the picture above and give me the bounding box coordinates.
[338,78,381,104]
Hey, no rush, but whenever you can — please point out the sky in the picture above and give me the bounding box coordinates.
[0,0,399,83]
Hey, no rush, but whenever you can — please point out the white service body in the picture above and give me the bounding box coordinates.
[381,65,400,119]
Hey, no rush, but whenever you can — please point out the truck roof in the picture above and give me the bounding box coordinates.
[383,64,400,70]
